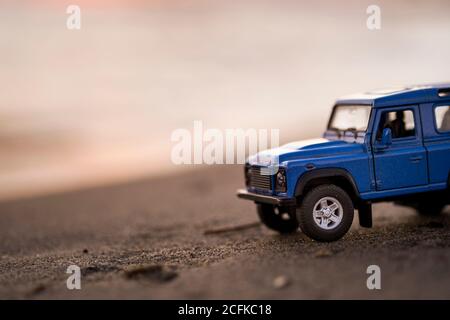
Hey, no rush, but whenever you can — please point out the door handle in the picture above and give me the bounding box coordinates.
[409,156,423,162]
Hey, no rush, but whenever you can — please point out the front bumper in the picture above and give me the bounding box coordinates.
[236,189,296,206]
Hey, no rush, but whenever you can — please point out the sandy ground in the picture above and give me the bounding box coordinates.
[0,165,449,299]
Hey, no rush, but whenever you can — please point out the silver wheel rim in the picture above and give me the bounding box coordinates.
[312,197,343,230]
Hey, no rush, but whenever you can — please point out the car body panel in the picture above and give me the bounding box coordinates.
[240,84,450,205]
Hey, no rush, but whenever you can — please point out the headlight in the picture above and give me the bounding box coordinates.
[275,168,287,192]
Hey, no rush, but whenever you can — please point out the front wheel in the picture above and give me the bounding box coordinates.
[257,204,299,234]
[297,185,354,242]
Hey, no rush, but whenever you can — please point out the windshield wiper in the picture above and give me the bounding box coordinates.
[328,127,342,138]
[342,128,357,140]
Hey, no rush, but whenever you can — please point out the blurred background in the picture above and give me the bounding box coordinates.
[1,0,450,200]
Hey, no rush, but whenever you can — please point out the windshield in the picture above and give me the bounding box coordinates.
[329,105,371,132]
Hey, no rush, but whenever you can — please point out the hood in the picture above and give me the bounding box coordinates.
[248,138,363,166]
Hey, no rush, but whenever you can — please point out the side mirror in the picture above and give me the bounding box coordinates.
[380,128,392,148]
[382,128,392,146]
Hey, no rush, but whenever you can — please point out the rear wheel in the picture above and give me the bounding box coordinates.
[297,185,354,242]
[396,192,448,216]
[416,201,445,216]
[257,204,299,233]
[418,192,448,215]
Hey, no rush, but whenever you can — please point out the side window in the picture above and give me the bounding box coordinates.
[434,106,450,133]
[377,110,416,140]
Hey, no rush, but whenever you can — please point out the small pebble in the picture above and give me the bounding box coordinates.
[124,264,178,282]
[314,248,333,258]
[29,283,46,296]
[272,275,290,289]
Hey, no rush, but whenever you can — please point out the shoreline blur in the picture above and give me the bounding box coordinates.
[1,0,450,200]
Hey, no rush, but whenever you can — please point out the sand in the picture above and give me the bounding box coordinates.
[0,165,449,299]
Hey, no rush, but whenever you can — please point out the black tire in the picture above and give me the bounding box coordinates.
[297,185,354,242]
[406,192,447,216]
[394,193,447,216]
[416,202,445,216]
[257,204,299,234]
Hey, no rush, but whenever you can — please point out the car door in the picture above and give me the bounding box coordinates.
[372,105,428,190]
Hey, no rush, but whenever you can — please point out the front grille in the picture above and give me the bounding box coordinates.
[249,166,272,190]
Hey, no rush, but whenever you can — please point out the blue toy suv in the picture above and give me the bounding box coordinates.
[237,84,450,241]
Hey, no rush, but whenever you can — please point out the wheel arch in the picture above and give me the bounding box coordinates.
[294,168,361,206]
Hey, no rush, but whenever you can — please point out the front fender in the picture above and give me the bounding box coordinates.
[294,168,360,198]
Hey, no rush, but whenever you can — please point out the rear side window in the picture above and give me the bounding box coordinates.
[435,106,450,133]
